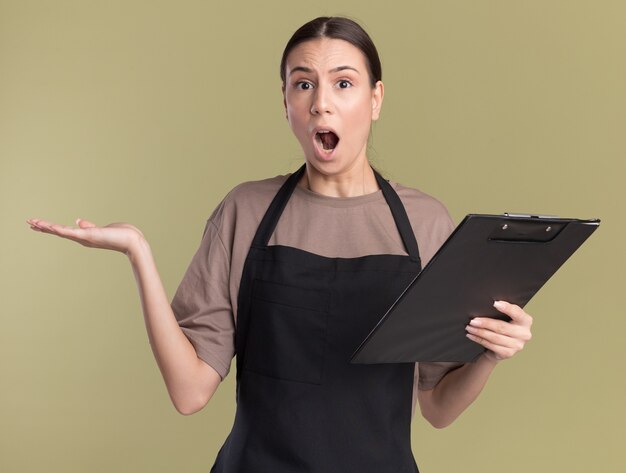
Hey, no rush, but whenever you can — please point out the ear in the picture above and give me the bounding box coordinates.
[371,80,384,121]
[282,83,288,120]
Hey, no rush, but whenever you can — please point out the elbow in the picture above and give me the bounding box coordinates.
[172,393,210,416]
[420,401,461,428]
[174,402,202,416]
[169,362,222,415]
[423,413,455,429]
[418,390,457,429]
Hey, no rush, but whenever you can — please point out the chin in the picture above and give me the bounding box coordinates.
[308,161,367,182]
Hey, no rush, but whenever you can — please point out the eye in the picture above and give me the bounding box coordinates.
[295,81,313,90]
[337,80,352,89]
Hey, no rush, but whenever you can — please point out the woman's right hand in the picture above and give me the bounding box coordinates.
[27,218,145,256]
[27,216,221,413]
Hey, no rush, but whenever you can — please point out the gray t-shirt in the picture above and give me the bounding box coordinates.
[171,172,464,413]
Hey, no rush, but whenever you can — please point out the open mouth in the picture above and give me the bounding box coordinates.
[315,130,340,151]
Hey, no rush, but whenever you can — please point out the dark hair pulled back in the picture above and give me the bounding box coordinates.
[280,17,382,88]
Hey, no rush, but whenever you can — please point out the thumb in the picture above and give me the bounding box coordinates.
[76,218,96,228]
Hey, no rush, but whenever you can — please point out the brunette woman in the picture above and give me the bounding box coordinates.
[27,16,532,473]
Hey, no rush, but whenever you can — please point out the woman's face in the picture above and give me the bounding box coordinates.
[283,38,384,178]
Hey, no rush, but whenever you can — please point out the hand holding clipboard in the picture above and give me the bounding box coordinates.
[351,213,600,363]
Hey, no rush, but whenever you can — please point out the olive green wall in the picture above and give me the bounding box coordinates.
[1,1,624,471]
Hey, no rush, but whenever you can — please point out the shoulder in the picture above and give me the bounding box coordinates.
[389,180,455,265]
[224,174,289,205]
[391,181,453,226]
[207,173,290,231]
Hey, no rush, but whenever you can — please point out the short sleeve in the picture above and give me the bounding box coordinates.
[416,361,464,391]
[170,219,235,380]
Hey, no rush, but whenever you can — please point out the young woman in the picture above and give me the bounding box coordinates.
[27,16,532,473]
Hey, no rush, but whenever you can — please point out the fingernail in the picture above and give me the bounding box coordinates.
[494,300,506,309]
[469,318,481,327]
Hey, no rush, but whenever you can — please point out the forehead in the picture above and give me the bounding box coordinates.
[285,38,367,73]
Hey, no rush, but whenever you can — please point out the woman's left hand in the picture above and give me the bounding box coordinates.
[465,300,533,362]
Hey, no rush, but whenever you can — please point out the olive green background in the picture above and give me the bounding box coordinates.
[1,1,624,472]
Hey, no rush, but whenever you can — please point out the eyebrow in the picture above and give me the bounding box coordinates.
[289,65,360,76]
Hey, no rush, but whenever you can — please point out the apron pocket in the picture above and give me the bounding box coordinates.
[244,279,329,385]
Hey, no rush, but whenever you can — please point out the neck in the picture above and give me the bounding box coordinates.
[299,161,380,197]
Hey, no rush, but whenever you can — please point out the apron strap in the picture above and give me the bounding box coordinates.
[252,163,421,262]
[251,164,306,248]
[372,169,421,262]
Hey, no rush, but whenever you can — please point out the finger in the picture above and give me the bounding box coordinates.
[465,333,518,360]
[28,218,58,231]
[32,221,87,241]
[466,333,524,360]
[26,220,84,244]
[469,316,532,339]
[27,218,45,228]
[29,218,78,233]
[466,324,528,349]
[28,220,55,233]
[493,300,532,325]
[76,218,97,228]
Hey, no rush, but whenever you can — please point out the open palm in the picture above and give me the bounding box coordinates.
[27,218,144,255]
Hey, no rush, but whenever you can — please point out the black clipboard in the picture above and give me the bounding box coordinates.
[350,213,600,364]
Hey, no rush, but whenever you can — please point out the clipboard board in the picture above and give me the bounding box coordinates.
[350,213,600,364]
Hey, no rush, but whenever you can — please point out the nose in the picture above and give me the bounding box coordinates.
[310,84,332,115]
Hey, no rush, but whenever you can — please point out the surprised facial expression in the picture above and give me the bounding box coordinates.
[283,38,384,177]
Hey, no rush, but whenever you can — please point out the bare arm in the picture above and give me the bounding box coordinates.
[127,237,221,414]
[27,218,221,415]
[417,301,533,428]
